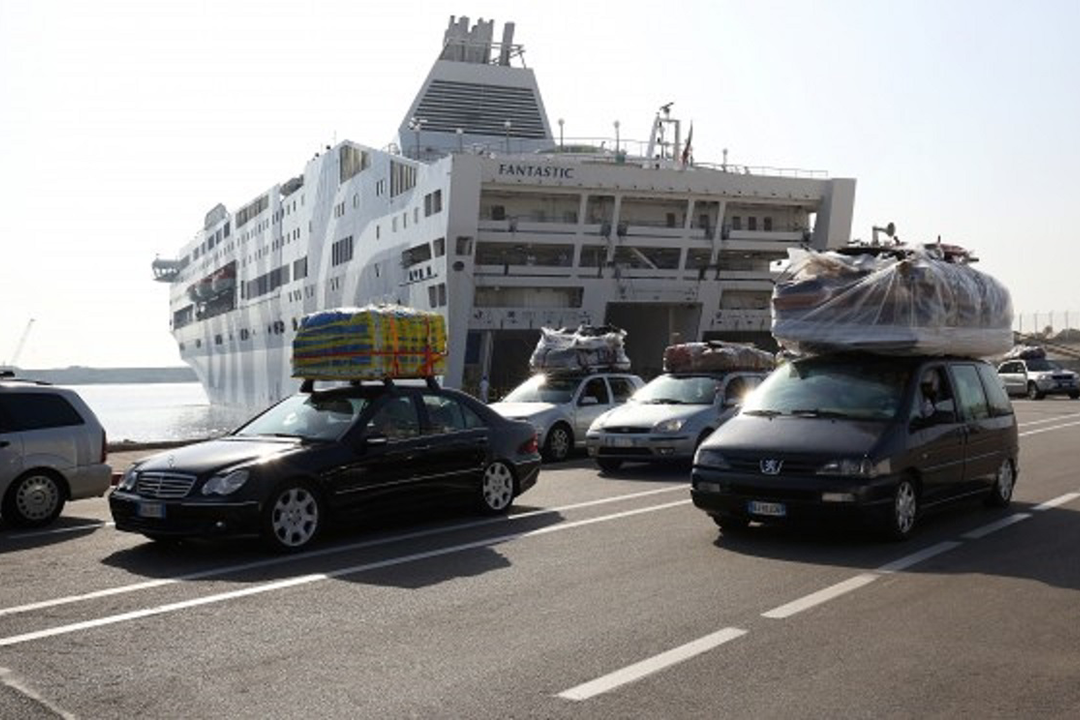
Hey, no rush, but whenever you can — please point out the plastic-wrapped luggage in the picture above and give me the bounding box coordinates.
[1002,344,1045,360]
[529,325,631,372]
[663,341,775,373]
[291,305,447,380]
[771,245,1013,358]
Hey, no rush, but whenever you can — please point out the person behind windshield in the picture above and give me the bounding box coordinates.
[919,370,939,418]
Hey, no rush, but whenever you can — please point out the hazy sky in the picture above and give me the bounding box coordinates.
[2,0,1077,369]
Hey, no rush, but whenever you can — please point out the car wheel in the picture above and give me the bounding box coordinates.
[262,481,323,551]
[712,514,749,532]
[478,461,515,515]
[1027,382,1044,400]
[883,477,918,541]
[984,459,1016,508]
[596,458,623,472]
[1070,391,1080,400]
[543,424,573,462]
[2,471,66,528]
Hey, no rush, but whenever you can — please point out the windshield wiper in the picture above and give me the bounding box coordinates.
[647,398,685,405]
[743,409,782,417]
[789,409,853,419]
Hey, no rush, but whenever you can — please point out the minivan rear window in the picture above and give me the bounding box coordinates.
[742,356,910,420]
[977,364,1014,417]
[951,364,991,421]
[0,393,85,431]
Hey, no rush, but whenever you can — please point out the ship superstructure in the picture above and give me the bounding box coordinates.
[154,15,856,409]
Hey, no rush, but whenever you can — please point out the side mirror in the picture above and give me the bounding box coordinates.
[579,396,599,406]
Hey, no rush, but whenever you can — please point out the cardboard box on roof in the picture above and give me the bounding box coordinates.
[771,244,1014,358]
[292,305,446,380]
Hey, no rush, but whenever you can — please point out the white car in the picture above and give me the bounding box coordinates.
[1,373,112,527]
[489,372,644,461]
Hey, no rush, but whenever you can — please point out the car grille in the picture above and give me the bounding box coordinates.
[604,426,651,434]
[136,472,197,499]
[725,456,820,475]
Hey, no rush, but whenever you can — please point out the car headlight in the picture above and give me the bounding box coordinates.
[117,466,138,491]
[201,469,250,496]
[694,448,730,469]
[817,458,890,478]
[653,418,685,434]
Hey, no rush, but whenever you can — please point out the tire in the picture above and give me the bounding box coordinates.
[478,461,515,515]
[262,481,323,552]
[1070,391,1079,400]
[2,470,66,528]
[1027,382,1044,400]
[712,514,749,532]
[596,457,623,473]
[883,477,918,541]
[984,458,1016,508]
[543,424,573,462]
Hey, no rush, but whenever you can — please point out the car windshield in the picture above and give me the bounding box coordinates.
[1025,359,1060,372]
[502,375,580,404]
[632,375,721,405]
[741,357,910,421]
[234,394,368,441]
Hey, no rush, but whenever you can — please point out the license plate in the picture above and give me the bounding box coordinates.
[606,436,635,448]
[137,501,165,519]
[747,500,786,517]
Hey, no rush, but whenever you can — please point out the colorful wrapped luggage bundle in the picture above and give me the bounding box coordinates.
[771,245,1014,358]
[529,325,631,373]
[1002,344,1045,361]
[292,305,447,380]
[663,341,775,373]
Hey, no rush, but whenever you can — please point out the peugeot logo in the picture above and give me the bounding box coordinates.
[760,459,783,475]
[168,455,175,468]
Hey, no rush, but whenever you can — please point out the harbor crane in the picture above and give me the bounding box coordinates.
[5,318,35,368]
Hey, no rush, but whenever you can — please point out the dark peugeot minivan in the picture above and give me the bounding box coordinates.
[691,354,1019,539]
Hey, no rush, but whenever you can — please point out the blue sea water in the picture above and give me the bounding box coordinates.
[69,383,253,444]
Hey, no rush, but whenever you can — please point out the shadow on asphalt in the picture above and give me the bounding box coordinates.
[98,501,563,589]
[0,514,110,554]
[707,497,1080,592]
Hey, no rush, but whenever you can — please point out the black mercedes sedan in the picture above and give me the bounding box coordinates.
[109,381,540,551]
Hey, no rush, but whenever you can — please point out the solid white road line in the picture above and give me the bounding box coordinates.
[1017,412,1080,428]
[0,500,691,648]
[558,628,747,701]
[961,513,1032,540]
[1033,492,1080,511]
[7,521,114,540]
[1020,419,1080,437]
[761,573,879,620]
[0,485,687,619]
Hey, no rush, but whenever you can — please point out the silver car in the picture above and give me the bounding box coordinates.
[997,358,1079,400]
[586,372,765,471]
[489,372,644,461]
[1,374,112,527]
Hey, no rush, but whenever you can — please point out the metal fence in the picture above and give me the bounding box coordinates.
[1013,311,1080,340]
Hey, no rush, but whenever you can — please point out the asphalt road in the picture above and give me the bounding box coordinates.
[2,400,1079,718]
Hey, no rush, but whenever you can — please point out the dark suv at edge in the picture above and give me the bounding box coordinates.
[691,354,1019,540]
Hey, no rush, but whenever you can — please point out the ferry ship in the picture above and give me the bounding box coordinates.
[153,15,856,409]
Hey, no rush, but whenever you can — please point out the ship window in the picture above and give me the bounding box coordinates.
[490,205,506,221]
[438,283,447,306]
[428,285,438,308]
[433,189,442,214]
[763,216,773,231]
[685,248,712,270]
[731,216,742,231]
[339,145,370,183]
[414,208,420,224]
[293,256,308,280]
[214,334,223,345]
[403,212,408,229]
[579,245,606,267]
[390,161,417,197]
[586,195,615,224]
[613,246,680,270]
[332,236,354,266]
[353,194,359,208]
[455,236,473,256]
[179,342,186,351]
[393,217,398,232]
[433,237,446,257]
[475,242,572,267]
[402,242,432,268]
[748,216,757,231]
[196,339,202,348]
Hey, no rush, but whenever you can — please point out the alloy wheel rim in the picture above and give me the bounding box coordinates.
[997,461,1014,500]
[895,482,916,533]
[16,476,60,521]
[550,428,570,459]
[482,463,513,510]
[271,487,319,547]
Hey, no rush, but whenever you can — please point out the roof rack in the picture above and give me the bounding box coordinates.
[299,376,441,393]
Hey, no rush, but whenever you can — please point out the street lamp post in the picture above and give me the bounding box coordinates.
[558,118,564,151]
[503,119,512,153]
[408,116,426,159]
[614,120,620,155]
[456,127,464,152]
